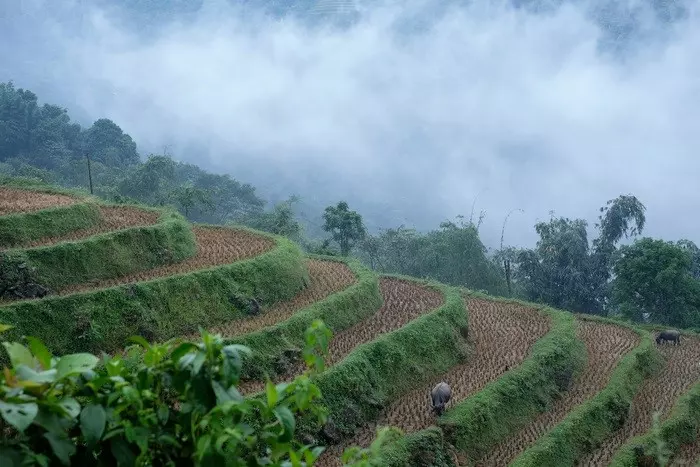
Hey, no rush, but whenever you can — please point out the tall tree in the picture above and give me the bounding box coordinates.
[322,201,366,256]
[612,238,700,327]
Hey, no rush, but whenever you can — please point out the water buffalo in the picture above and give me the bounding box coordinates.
[430,382,451,416]
[656,329,681,345]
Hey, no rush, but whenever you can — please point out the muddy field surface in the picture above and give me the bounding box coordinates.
[7,206,160,249]
[475,320,639,466]
[186,259,356,339]
[673,441,700,466]
[580,336,700,466]
[238,277,444,394]
[52,226,274,295]
[0,187,76,215]
[316,297,551,467]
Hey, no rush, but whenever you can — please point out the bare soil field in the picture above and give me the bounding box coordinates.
[673,441,700,466]
[56,226,275,295]
[0,187,76,215]
[476,320,639,466]
[238,277,444,394]
[580,336,700,466]
[12,206,160,249]
[316,297,551,467]
[188,259,356,339]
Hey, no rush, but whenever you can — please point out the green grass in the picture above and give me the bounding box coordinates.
[0,232,308,357]
[609,379,700,466]
[511,315,659,467]
[2,209,197,293]
[229,255,383,380]
[376,427,457,467]
[0,202,103,248]
[438,300,585,459]
[311,281,468,438]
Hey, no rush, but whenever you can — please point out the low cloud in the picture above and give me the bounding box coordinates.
[4,0,700,248]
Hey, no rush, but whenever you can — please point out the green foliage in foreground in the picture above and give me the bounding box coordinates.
[609,372,700,466]
[0,319,380,466]
[439,299,585,459]
[2,210,197,294]
[0,233,308,356]
[230,256,382,380]
[0,202,102,248]
[511,317,660,466]
[311,282,468,439]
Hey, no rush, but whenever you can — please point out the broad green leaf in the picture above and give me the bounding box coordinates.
[110,438,136,467]
[274,406,295,443]
[127,335,151,350]
[227,385,244,402]
[170,342,196,363]
[266,380,278,408]
[58,398,81,419]
[2,342,35,368]
[14,365,56,384]
[212,381,232,404]
[25,337,52,369]
[0,447,21,467]
[80,405,106,446]
[56,353,99,379]
[0,324,13,334]
[191,352,206,375]
[157,405,169,424]
[0,401,38,431]
[43,432,76,465]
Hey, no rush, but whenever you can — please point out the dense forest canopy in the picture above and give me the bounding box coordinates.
[1,80,700,330]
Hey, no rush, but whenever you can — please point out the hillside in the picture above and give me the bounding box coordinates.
[1,179,699,466]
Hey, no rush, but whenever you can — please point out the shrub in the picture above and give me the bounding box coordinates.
[0,320,381,466]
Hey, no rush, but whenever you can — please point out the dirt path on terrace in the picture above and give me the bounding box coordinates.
[580,336,700,466]
[51,226,274,295]
[0,187,76,215]
[475,320,639,466]
[185,259,357,339]
[316,297,551,467]
[7,206,159,249]
[238,277,444,395]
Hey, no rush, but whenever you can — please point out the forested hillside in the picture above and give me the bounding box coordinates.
[2,80,700,331]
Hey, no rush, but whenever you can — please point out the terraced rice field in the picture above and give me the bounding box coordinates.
[238,277,444,394]
[475,320,639,465]
[580,336,700,466]
[3,183,700,465]
[316,297,551,467]
[674,439,700,466]
[14,205,160,249]
[57,226,274,295]
[191,259,356,339]
[0,187,77,215]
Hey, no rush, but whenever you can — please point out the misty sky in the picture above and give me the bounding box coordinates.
[2,0,700,249]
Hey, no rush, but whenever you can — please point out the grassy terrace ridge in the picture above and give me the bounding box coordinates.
[307,279,467,439]
[435,294,585,461]
[1,207,197,295]
[511,314,658,466]
[0,177,102,246]
[610,381,700,466]
[608,327,700,466]
[0,229,308,358]
[228,254,383,381]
